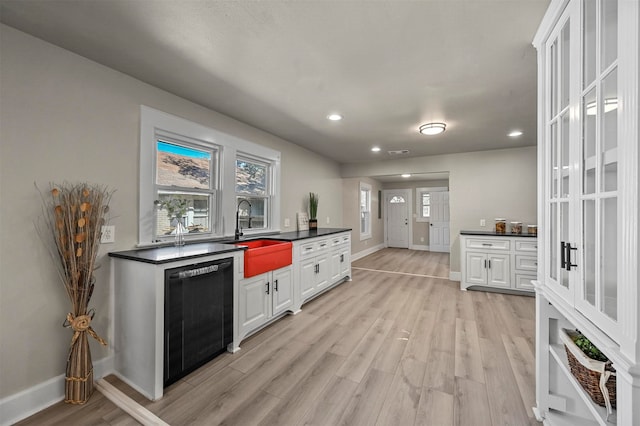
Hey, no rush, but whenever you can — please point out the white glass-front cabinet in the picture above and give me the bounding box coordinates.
[533,0,639,424]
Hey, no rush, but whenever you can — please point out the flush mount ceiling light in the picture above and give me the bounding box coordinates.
[401,173,411,178]
[327,113,343,121]
[509,130,523,137]
[419,122,446,135]
[371,147,381,152]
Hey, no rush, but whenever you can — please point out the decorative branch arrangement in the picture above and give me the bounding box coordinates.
[36,182,113,404]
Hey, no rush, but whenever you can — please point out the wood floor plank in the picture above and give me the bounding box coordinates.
[502,334,537,421]
[415,388,454,426]
[423,319,456,395]
[479,336,531,426]
[454,318,485,384]
[258,352,346,425]
[298,376,359,426]
[337,368,394,426]
[453,377,493,426]
[335,317,394,383]
[375,358,426,426]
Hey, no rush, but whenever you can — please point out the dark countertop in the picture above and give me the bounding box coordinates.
[460,230,537,238]
[109,228,352,264]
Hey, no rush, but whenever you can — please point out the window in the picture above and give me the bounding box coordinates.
[235,157,271,232]
[416,187,447,222]
[360,182,372,240]
[154,139,218,241]
[140,106,282,245]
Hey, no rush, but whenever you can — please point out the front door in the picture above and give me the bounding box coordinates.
[429,191,450,252]
[386,190,409,248]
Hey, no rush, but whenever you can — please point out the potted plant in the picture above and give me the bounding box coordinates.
[560,329,616,415]
[308,192,319,229]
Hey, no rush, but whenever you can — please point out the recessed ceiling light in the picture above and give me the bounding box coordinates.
[327,113,343,121]
[509,130,523,137]
[419,122,446,135]
[401,173,411,178]
[371,147,381,152]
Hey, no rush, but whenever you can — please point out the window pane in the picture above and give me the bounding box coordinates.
[583,0,597,88]
[561,22,571,109]
[236,159,267,195]
[602,197,617,319]
[390,196,405,203]
[583,87,597,194]
[601,0,618,72]
[602,69,618,192]
[156,192,210,237]
[156,141,211,189]
[236,196,267,230]
[583,199,596,306]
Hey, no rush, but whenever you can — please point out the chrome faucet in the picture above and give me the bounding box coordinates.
[235,199,252,240]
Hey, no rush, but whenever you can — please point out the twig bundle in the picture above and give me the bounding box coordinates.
[36,182,113,404]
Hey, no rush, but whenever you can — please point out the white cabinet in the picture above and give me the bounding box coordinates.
[330,233,351,282]
[298,238,331,300]
[237,265,293,342]
[293,231,352,310]
[533,0,640,424]
[460,234,537,293]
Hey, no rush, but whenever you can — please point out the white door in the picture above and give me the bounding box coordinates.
[429,191,450,252]
[386,190,409,248]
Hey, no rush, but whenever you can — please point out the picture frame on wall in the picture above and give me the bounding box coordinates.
[297,212,309,231]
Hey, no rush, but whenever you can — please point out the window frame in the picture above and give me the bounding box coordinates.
[360,182,372,240]
[235,153,275,236]
[139,106,281,246]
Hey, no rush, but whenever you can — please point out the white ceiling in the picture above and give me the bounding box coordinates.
[0,0,550,165]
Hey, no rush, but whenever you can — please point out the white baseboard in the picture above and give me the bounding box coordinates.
[409,244,430,251]
[0,355,114,426]
[449,271,461,282]
[351,243,385,262]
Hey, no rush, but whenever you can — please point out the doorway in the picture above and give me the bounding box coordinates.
[384,189,411,248]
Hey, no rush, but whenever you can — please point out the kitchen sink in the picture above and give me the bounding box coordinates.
[234,239,292,278]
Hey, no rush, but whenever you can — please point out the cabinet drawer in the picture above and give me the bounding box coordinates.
[515,240,538,253]
[300,239,329,258]
[514,255,538,272]
[331,233,351,247]
[465,238,510,251]
[514,273,536,291]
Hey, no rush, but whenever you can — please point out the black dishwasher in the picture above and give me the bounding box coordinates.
[164,258,233,386]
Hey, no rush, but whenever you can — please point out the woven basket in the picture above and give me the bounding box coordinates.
[560,329,616,409]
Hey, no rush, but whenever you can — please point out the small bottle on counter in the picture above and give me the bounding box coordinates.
[528,224,538,235]
[510,221,522,234]
[495,218,506,234]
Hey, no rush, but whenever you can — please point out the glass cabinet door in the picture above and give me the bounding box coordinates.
[577,0,619,337]
[545,13,572,294]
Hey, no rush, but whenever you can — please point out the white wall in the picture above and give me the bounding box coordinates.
[341,146,538,273]
[0,24,343,403]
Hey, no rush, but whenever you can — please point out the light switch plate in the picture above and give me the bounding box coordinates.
[480,219,486,227]
[284,218,290,227]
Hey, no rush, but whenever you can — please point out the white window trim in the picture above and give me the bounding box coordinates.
[415,186,448,223]
[359,182,372,241]
[139,106,281,246]
[235,152,278,236]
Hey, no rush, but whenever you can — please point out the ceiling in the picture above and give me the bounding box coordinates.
[0,0,550,165]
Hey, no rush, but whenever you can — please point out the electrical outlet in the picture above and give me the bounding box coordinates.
[284,218,290,227]
[420,237,424,242]
[326,216,330,224]
[101,225,115,243]
[480,219,486,227]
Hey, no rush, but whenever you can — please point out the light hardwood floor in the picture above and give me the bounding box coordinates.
[18,248,538,426]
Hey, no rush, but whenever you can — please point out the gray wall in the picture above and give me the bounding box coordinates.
[0,25,344,399]
[341,146,538,273]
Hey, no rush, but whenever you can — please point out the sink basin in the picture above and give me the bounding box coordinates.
[235,239,292,278]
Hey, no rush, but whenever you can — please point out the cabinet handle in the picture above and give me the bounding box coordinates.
[340,254,344,262]
[484,259,487,268]
[320,244,327,248]
[274,279,278,291]
[566,243,578,271]
[266,282,270,295]
[315,264,319,274]
[482,243,492,247]
[488,260,491,269]
[561,241,567,269]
